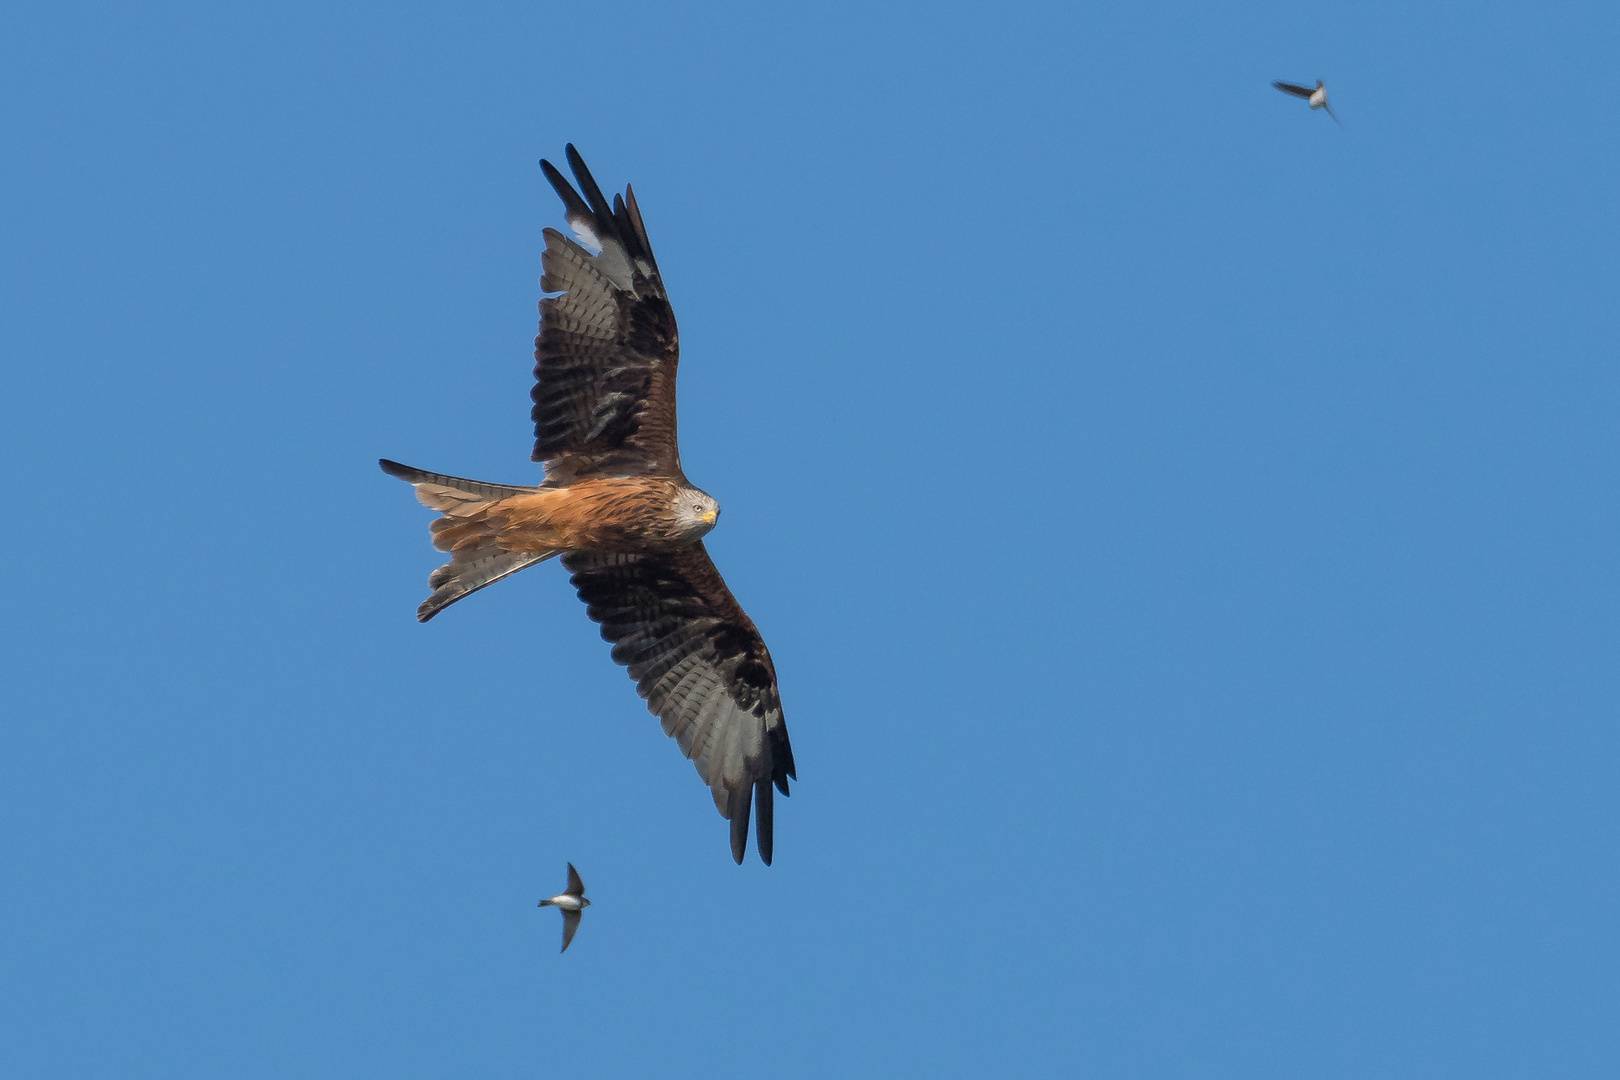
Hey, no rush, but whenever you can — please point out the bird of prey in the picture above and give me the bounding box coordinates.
[538,862,591,953]
[1273,79,1340,125]
[380,145,795,865]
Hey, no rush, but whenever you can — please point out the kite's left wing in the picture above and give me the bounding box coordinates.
[533,146,682,483]
[563,543,795,865]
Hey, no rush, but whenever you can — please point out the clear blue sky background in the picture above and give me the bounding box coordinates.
[3,1,1617,1076]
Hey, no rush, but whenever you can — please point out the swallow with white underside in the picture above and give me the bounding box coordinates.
[1273,79,1339,125]
[538,862,591,953]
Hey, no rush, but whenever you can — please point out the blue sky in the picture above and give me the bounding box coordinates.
[3,1,1618,1076]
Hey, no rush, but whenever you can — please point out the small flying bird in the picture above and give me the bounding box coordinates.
[538,862,591,953]
[1273,79,1340,125]
[381,145,795,865]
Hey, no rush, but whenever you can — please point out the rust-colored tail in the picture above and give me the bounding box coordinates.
[379,459,559,622]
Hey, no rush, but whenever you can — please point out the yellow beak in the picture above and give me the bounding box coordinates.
[700,509,718,525]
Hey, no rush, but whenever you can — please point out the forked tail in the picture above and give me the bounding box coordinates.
[379,459,558,621]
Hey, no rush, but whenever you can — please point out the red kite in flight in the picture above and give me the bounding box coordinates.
[381,146,795,864]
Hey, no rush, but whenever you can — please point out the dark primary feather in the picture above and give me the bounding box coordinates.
[565,144,622,244]
[565,862,586,897]
[532,145,682,482]
[1273,80,1315,98]
[560,909,582,952]
[563,544,795,864]
[539,156,596,233]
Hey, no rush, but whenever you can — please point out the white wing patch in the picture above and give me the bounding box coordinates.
[565,211,603,254]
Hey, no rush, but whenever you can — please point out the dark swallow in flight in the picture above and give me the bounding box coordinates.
[1273,79,1340,125]
[538,862,591,953]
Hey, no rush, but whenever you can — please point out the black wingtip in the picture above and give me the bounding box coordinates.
[771,723,796,795]
[540,157,591,222]
[755,780,774,866]
[564,145,618,230]
[729,789,751,864]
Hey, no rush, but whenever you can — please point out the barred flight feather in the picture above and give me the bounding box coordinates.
[564,544,794,864]
[532,147,681,480]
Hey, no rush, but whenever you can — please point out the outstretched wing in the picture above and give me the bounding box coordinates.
[560,909,582,953]
[565,862,586,898]
[563,544,796,865]
[1272,80,1315,98]
[533,145,682,483]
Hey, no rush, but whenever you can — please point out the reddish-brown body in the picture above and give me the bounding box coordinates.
[497,477,693,553]
[429,476,695,559]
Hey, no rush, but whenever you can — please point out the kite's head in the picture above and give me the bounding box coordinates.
[673,486,721,540]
